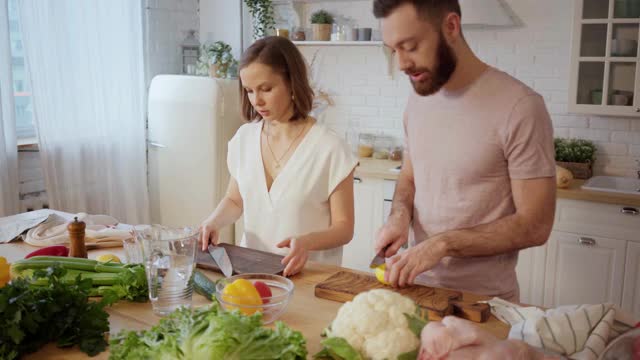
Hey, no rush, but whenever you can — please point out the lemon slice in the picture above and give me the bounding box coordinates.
[374,263,389,285]
[96,254,121,263]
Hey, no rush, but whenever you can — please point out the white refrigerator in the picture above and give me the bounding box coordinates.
[147,75,242,244]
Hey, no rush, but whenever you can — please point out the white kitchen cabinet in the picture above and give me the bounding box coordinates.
[569,0,640,116]
[622,241,640,319]
[342,177,384,272]
[543,230,627,308]
[516,244,547,307]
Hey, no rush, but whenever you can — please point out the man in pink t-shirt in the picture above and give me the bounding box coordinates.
[373,0,556,301]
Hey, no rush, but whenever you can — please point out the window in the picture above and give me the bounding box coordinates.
[7,0,35,140]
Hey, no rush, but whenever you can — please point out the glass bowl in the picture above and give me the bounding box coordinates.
[214,273,294,324]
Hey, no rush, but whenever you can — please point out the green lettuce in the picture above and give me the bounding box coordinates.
[109,303,307,360]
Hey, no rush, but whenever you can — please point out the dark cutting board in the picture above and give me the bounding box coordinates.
[196,243,285,275]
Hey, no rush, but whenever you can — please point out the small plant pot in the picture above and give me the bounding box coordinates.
[556,161,593,179]
[312,24,332,41]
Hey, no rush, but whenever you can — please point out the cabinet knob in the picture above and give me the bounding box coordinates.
[636,107,640,113]
[354,177,362,184]
[578,237,596,246]
[620,207,639,215]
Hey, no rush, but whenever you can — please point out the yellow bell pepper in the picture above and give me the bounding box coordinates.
[0,256,10,288]
[221,278,263,315]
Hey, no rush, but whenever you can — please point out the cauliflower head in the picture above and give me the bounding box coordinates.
[325,289,423,360]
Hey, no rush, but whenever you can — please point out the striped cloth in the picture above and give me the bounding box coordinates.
[486,298,636,360]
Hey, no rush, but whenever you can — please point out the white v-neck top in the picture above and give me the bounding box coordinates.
[227,120,358,265]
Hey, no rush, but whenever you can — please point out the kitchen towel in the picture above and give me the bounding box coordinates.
[23,212,133,247]
[486,298,637,360]
[0,209,70,243]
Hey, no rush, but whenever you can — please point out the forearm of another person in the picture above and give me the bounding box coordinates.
[200,178,243,249]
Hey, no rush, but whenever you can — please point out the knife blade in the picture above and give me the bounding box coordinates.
[369,245,389,269]
[208,244,233,277]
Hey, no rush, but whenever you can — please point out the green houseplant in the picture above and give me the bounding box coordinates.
[310,10,334,41]
[197,41,238,78]
[554,137,597,179]
[245,0,276,40]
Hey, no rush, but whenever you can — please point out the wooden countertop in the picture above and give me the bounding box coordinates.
[356,158,640,207]
[3,242,510,359]
[355,158,402,180]
[557,179,640,207]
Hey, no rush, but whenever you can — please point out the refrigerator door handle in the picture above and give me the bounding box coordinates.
[147,140,167,148]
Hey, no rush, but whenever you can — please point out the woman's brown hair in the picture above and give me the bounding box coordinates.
[239,36,314,122]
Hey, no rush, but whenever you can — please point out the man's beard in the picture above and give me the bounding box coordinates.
[408,32,457,96]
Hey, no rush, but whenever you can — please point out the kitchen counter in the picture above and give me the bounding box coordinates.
[356,158,640,207]
[3,241,510,359]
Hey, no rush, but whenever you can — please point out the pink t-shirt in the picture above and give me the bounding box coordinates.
[404,67,555,301]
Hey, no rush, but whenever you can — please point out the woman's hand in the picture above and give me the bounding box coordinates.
[200,217,220,251]
[277,236,310,277]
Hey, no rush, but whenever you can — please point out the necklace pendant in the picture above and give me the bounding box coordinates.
[275,163,280,169]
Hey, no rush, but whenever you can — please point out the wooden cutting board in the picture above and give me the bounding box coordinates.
[315,270,490,323]
[196,243,285,275]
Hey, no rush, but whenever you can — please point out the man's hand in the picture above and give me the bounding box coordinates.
[375,214,410,258]
[385,236,447,287]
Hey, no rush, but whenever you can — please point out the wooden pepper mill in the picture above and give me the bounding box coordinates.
[68,217,87,258]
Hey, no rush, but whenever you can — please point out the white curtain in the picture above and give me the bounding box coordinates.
[0,0,20,217]
[18,0,150,224]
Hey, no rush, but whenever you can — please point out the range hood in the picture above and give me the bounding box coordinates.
[459,0,515,27]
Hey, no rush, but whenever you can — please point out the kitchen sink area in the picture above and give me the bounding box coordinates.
[581,176,640,195]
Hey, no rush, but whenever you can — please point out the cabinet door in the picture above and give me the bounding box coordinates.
[568,0,640,117]
[516,244,547,306]
[342,177,384,272]
[544,231,626,308]
[622,242,640,319]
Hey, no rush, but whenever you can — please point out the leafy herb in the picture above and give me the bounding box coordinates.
[244,0,276,39]
[554,137,597,164]
[0,266,112,359]
[310,10,334,24]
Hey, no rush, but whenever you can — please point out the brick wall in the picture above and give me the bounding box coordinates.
[296,0,640,177]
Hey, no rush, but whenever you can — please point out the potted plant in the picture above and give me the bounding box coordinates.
[244,0,276,40]
[311,10,334,41]
[554,137,597,179]
[197,41,238,78]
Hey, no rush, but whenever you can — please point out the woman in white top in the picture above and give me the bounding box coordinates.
[200,36,358,276]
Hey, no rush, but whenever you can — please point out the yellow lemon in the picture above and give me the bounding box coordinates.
[374,263,389,285]
[96,254,121,263]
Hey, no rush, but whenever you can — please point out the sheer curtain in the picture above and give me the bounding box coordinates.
[0,0,19,217]
[18,0,150,224]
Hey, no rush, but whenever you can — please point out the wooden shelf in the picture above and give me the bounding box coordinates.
[292,41,383,46]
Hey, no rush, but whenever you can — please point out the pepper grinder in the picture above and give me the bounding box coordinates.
[68,217,87,258]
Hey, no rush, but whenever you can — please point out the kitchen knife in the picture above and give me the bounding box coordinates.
[208,244,233,277]
[368,245,390,269]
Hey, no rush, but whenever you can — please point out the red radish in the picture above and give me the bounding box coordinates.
[25,245,69,259]
[253,281,272,304]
